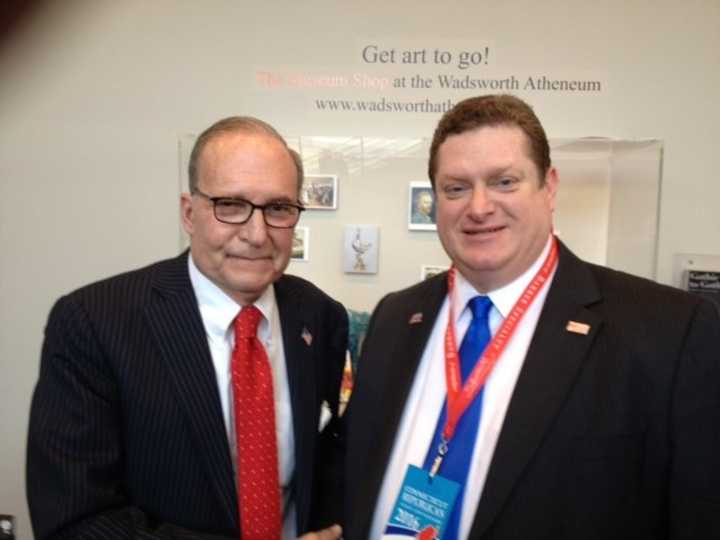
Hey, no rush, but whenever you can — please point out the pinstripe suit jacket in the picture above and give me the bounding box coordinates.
[27,252,348,539]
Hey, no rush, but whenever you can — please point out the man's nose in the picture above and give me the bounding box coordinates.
[241,208,269,246]
[468,185,495,218]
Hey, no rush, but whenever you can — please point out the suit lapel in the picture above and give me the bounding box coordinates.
[469,242,603,538]
[274,276,316,532]
[375,276,448,447]
[353,275,448,536]
[144,253,237,528]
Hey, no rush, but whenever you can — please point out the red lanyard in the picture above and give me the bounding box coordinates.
[441,236,558,443]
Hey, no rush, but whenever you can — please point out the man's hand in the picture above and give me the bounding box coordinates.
[298,524,342,540]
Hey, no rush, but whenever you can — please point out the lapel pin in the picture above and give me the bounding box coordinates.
[566,320,591,335]
[301,327,313,346]
[409,312,423,325]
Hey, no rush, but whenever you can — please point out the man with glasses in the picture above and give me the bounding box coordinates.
[27,117,347,540]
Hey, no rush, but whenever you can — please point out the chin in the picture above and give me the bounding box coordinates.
[461,251,507,270]
[222,270,272,291]
[460,255,513,278]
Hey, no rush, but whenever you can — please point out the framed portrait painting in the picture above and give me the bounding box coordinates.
[408,181,436,231]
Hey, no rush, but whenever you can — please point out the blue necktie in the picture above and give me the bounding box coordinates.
[422,296,493,540]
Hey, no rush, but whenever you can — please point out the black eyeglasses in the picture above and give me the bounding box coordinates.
[192,188,305,228]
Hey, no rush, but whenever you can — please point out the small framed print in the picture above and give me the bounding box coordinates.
[0,515,16,539]
[421,264,449,280]
[291,227,309,262]
[343,225,379,274]
[408,181,436,231]
[301,174,338,210]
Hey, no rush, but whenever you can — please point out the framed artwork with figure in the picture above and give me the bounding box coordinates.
[301,174,338,210]
[408,181,436,231]
[343,225,379,274]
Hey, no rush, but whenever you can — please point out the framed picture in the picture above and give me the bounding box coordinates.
[301,174,338,210]
[343,225,379,274]
[420,264,449,280]
[408,181,436,230]
[291,226,309,261]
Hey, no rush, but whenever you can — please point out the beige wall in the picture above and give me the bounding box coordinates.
[2,1,719,536]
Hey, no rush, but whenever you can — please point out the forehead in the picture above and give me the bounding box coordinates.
[436,125,534,176]
[198,131,297,194]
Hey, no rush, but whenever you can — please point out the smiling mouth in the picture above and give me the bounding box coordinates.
[226,254,271,261]
[465,225,505,234]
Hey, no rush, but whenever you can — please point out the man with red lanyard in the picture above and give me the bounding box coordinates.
[344,95,720,539]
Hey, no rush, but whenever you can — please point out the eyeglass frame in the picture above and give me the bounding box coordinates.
[191,187,305,229]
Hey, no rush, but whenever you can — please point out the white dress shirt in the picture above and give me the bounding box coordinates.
[371,236,557,540]
[188,256,297,539]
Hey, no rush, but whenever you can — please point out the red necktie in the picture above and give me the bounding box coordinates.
[232,305,282,540]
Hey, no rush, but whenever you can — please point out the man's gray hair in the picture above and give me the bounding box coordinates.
[188,116,304,197]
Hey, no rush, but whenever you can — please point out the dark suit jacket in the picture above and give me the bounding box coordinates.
[345,241,720,539]
[27,252,348,539]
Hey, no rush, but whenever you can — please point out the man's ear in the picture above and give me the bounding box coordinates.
[544,167,559,212]
[180,193,194,235]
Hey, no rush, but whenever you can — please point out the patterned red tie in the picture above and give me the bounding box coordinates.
[232,305,282,540]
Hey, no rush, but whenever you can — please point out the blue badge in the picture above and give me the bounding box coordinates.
[383,465,460,539]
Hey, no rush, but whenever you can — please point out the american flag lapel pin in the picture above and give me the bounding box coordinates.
[408,312,423,325]
[301,327,313,346]
[566,320,591,335]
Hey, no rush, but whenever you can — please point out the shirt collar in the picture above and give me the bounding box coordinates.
[187,254,276,341]
[453,234,554,320]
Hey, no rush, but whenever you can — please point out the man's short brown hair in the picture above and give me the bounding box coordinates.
[428,94,550,187]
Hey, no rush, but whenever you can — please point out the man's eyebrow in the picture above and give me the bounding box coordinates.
[440,165,525,181]
[265,196,297,204]
[438,174,471,182]
[213,194,297,204]
[213,194,246,200]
